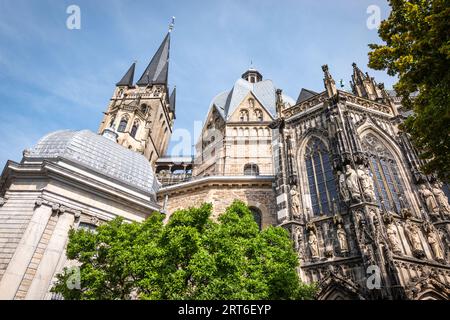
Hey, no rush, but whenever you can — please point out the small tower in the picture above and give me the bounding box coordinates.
[322,64,337,97]
[350,63,384,102]
[98,26,176,167]
[241,67,263,83]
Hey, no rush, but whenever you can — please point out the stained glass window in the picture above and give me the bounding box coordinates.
[304,137,338,216]
[362,133,407,212]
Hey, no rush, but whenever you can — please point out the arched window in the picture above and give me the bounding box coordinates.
[249,207,262,230]
[240,109,249,122]
[304,137,338,216]
[117,117,128,132]
[244,163,259,176]
[130,121,139,138]
[254,109,263,121]
[361,133,407,213]
[140,104,148,114]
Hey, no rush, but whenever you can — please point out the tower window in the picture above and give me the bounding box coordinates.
[130,121,139,138]
[118,118,128,132]
[244,163,259,176]
[304,137,338,216]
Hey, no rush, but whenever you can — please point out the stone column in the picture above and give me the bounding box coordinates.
[0,204,52,299]
[25,212,75,300]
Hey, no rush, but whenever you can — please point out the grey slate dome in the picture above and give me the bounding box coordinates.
[25,130,160,196]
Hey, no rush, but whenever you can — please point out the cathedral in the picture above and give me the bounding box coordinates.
[0,29,449,300]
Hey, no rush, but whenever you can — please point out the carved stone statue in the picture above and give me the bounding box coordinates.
[419,184,439,215]
[357,165,376,202]
[345,164,361,202]
[431,182,450,218]
[337,170,350,202]
[427,229,445,261]
[405,222,424,256]
[336,224,349,253]
[290,185,301,219]
[386,223,402,255]
[308,230,319,259]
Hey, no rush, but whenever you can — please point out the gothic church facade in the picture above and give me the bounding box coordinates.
[0,30,449,300]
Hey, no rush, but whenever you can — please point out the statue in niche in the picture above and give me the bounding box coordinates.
[336,224,349,254]
[405,222,424,257]
[427,230,445,262]
[419,184,439,216]
[386,223,402,255]
[308,230,319,259]
[357,165,376,202]
[431,182,450,218]
[290,185,301,219]
[337,170,350,202]
[345,164,361,202]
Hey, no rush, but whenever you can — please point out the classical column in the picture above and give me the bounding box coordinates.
[25,211,75,300]
[0,203,52,299]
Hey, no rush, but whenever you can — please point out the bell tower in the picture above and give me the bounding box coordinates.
[98,21,176,167]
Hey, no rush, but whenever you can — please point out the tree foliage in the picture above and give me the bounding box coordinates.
[368,0,450,182]
[52,201,317,300]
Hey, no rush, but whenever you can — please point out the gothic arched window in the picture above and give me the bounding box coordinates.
[117,117,128,132]
[361,133,407,213]
[244,163,259,176]
[304,137,338,216]
[249,207,262,230]
[130,121,139,138]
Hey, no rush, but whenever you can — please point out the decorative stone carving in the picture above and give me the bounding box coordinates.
[424,223,445,263]
[431,182,450,218]
[293,225,301,252]
[357,165,376,202]
[386,223,402,255]
[337,170,350,202]
[290,185,301,219]
[345,164,361,202]
[336,224,349,254]
[405,222,425,258]
[307,230,320,259]
[419,184,440,216]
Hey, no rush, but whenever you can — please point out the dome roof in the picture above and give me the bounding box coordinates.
[25,130,159,196]
[209,77,295,120]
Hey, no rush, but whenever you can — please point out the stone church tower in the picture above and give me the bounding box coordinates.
[98,32,176,167]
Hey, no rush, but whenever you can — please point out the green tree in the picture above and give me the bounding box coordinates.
[51,200,317,300]
[368,0,450,182]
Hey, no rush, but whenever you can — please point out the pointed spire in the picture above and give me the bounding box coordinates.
[322,64,337,97]
[116,62,136,87]
[136,32,171,86]
[169,86,176,118]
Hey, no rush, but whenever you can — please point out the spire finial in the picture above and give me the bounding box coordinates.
[168,16,175,33]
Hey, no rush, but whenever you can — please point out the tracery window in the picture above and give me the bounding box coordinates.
[361,133,407,212]
[304,137,338,215]
[130,121,139,138]
[117,117,128,132]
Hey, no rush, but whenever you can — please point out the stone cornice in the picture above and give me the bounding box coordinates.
[2,160,161,213]
[158,175,275,196]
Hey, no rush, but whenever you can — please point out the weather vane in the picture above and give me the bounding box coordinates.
[169,16,176,33]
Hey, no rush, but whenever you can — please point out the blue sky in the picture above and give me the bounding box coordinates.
[0,0,394,168]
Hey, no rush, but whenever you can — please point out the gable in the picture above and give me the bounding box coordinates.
[227,92,274,123]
